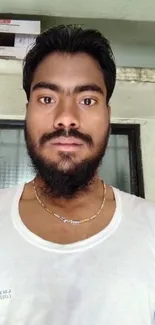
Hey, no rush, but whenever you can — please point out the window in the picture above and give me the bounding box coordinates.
[0,120,144,197]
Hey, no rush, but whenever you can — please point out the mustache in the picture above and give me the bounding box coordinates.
[39,128,93,147]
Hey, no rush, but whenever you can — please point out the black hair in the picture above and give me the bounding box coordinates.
[23,25,116,104]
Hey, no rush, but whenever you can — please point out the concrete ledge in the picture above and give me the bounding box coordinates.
[117,67,155,83]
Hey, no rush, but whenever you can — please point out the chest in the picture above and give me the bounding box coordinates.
[1,247,155,325]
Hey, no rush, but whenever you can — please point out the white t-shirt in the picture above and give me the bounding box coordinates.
[1,185,155,325]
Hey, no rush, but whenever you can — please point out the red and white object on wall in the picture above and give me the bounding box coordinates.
[0,20,40,60]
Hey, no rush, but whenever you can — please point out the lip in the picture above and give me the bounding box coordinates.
[52,144,82,152]
[48,137,84,152]
[50,137,84,145]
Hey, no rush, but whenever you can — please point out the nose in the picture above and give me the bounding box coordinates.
[53,100,80,130]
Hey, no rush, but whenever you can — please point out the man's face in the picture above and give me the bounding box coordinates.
[25,52,111,198]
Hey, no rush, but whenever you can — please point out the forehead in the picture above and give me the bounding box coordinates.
[32,52,106,91]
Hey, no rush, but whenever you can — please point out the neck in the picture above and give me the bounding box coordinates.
[34,175,103,211]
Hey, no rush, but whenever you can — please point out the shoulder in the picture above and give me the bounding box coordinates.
[114,187,155,231]
[0,185,20,198]
[0,185,24,211]
[116,189,155,213]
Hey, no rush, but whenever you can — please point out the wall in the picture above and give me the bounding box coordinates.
[42,17,155,68]
[1,0,155,21]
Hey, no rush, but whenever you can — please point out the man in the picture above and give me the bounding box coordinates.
[0,25,155,325]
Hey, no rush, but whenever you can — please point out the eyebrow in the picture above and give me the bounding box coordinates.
[32,82,104,96]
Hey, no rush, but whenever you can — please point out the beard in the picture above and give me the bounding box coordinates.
[24,123,110,199]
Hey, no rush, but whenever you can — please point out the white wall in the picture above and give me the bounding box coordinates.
[0,64,155,200]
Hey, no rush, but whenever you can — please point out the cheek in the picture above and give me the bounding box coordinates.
[26,108,47,140]
[89,111,110,142]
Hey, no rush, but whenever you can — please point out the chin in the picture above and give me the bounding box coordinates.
[51,152,82,164]
[57,160,80,174]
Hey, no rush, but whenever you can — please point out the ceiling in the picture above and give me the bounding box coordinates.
[1,0,155,21]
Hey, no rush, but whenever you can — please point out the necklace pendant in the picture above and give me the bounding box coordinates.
[33,179,106,225]
[72,220,81,225]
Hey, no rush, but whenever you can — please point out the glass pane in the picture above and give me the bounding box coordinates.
[99,134,131,192]
[0,129,33,188]
[0,129,131,192]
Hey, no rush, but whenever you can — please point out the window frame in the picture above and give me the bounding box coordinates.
[111,123,144,198]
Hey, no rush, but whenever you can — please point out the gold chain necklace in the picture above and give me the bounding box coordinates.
[33,179,106,225]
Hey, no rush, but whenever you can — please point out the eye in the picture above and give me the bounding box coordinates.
[80,98,97,106]
[39,97,55,104]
